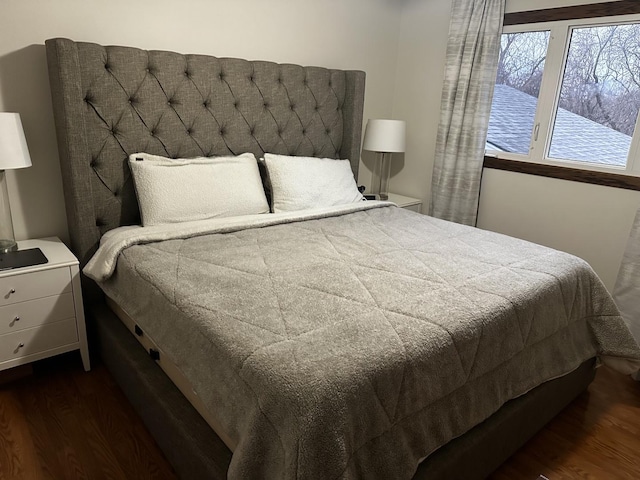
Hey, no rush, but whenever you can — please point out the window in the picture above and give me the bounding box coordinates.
[486,14,640,177]
[488,31,550,155]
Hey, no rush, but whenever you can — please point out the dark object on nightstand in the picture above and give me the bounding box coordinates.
[364,194,377,200]
[0,247,48,270]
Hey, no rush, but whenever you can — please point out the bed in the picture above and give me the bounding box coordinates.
[45,37,640,479]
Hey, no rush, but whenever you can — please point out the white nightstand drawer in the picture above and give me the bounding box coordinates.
[0,317,78,363]
[0,267,72,307]
[403,204,421,213]
[0,238,90,372]
[387,193,422,213]
[0,292,75,334]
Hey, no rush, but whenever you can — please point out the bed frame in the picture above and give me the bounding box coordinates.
[45,38,596,479]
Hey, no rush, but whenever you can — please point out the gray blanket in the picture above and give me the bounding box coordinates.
[97,206,640,479]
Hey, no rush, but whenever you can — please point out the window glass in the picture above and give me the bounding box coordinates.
[549,23,640,167]
[487,31,550,154]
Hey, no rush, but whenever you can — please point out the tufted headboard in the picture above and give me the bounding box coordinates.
[45,38,365,266]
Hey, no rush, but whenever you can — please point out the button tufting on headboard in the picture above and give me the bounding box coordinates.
[45,38,365,266]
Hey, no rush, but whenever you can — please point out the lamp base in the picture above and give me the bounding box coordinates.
[372,152,392,202]
[0,171,18,254]
[0,239,17,254]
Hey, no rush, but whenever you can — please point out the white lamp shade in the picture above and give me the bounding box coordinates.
[0,113,32,170]
[362,119,406,153]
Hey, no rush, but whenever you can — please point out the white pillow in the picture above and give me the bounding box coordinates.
[263,153,363,212]
[129,152,269,226]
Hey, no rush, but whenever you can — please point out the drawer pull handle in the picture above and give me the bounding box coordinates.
[14,316,19,321]
[9,316,20,327]
[13,342,24,354]
[9,288,15,294]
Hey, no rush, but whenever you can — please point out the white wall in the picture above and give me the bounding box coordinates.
[0,0,402,242]
[389,0,451,212]
[477,170,640,290]
[391,0,639,291]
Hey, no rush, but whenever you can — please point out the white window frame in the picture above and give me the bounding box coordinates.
[488,14,640,177]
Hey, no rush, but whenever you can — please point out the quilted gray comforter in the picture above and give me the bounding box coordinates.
[91,204,640,479]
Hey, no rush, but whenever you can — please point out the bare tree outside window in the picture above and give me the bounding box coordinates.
[557,24,640,137]
[549,23,640,165]
[497,31,549,98]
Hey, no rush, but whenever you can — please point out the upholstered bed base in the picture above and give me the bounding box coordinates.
[89,300,595,479]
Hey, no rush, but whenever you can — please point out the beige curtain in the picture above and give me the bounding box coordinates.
[614,203,640,380]
[430,0,505,225]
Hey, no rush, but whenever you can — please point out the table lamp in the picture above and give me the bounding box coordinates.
[362,119,406,201]
[0,113,32,253]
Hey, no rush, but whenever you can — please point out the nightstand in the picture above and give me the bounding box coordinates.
[0,237,89,372]
[387,193,422,213]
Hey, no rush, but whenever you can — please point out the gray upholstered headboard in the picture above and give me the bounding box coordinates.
[45,38,365,266]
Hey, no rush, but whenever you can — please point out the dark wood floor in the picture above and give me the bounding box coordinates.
[491,364,640,480]
[0,353,638,480]
[0,354,176,480]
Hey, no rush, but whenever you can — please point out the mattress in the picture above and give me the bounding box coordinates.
[85,203,640,480]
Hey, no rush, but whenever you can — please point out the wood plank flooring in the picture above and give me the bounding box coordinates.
[0,353,176,480]
[0,353,638,479]
[491,365,640,480]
